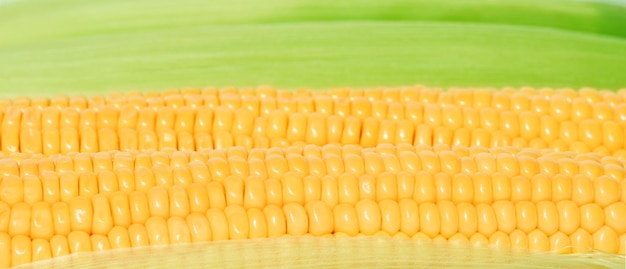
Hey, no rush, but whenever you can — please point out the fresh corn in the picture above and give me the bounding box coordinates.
[0,86,625,268]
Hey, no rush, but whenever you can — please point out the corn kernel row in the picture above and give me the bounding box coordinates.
[2,86,626,111]
[1,143,626,184]
[1,144,625,188]
[1,198,625,267]
[1,173,624,235]
[1,199,626,266]
[1,161,624,207]
[2,104,626,155]
[3,90,626,130]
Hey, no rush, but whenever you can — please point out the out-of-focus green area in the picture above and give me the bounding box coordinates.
[0,0,625,96]
[12,236,626,269]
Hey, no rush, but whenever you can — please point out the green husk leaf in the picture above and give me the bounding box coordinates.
[1,0,625,96]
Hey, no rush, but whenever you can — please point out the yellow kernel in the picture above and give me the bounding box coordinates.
[31,203,54,240]
[593,226,619,254]
[263,205,286,238]
[355,199,381,235]
[305,201,333,236]
[31,238,52,263]
[419,202,440,238]
[186,213,212,242]
[50,234,70,257]
[570,228,593,253]
[68,230,92,253]
[604,202,626,234]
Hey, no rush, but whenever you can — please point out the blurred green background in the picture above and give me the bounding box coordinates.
[0,0,625,96]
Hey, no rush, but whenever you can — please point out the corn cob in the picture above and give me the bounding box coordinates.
[0,87,625,268]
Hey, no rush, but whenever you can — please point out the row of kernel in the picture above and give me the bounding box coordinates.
[0,106,215,132]
[5,124,623,158]
[1,149,625,209]
[2,86,626,111]
[2,142,626,181]
[0,87,279,110]
[0,86,483,109]
[2,143,626,181]
[2,145,626,184]
[2,142,623,163]
[2,189,624,241]
[2,165,624,217]
[0,231,124,267]
[1,224,624,268]
[2,100,625,150]
[2,199,624,268]
[3,117,626,156]
[436,89,626,118]
[3,95,626,132]
[3,89,626,133]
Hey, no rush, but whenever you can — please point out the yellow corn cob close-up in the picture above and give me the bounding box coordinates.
[0,86,625,268]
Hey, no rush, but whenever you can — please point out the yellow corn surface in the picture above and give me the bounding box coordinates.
[0,86,625,268]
